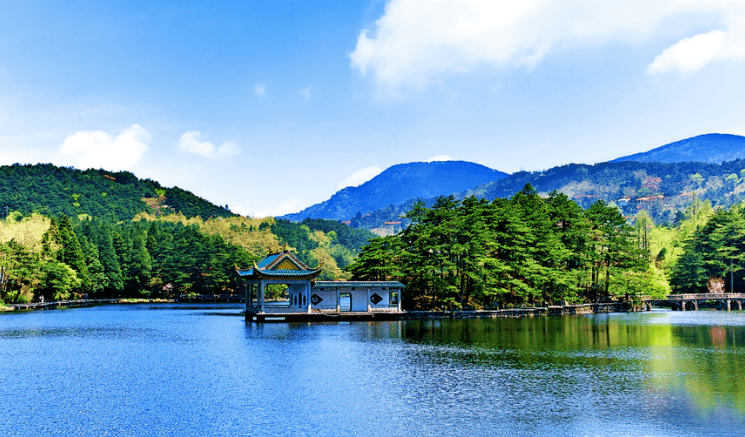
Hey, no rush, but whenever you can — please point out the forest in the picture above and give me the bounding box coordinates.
[348,183,745,310]
[0,164,376,304]
[0,211,376,304]
[347,184,664,310]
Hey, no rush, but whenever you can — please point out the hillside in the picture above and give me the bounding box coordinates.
[0,163,378,304]
[612,133,745,164]
[471,160,745,213]
[281,161,508,222]
[0,163,233,221]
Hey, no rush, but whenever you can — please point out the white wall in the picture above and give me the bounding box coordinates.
[310,290,337,310]
[310,287,399,311]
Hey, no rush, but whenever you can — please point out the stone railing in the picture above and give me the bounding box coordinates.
[645,293,745,301]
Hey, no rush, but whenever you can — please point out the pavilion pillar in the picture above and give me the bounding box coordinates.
[244,282,250,314]
[336,289,340,312]
[397,289,402,312]
[306,282,311,313]
[681,301,686,311]
[727,299,731,311]
[367,288,371,312]
[260,282,265,313]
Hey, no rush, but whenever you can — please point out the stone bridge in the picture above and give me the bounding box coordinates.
[643,293,745,311]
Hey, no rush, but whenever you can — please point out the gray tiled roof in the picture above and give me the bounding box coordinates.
[313,281,405,289]
[237,268,322,278]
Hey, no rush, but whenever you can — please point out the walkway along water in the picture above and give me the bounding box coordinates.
[6,294,744,317]
[643,293,745,311]
[4,298,121,311]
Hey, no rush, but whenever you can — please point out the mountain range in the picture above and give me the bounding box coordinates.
[281,133,745,231]
[612,133,745,164]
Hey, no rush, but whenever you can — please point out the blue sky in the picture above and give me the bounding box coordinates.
[3,1,745,217]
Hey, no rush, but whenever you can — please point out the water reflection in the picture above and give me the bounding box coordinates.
[2,306,745,436]
[393,312,745,435]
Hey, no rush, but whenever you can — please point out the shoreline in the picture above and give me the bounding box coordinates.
[2,298,173,312]
[404,303,629,319]
[2,299,629,317]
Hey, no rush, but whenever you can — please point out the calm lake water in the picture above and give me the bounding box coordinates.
[2,305,745,436]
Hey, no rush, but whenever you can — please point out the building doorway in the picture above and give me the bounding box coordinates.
[339,292,352,312]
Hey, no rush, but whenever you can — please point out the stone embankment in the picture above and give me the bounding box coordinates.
[3,298,121,311]
[1,294,244,312]
[405,303,628,319]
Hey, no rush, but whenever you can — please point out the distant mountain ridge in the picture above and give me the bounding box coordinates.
[612,133,745,164]
[347,134,745,231]
[356,159,745,231]
[281,161,508,222]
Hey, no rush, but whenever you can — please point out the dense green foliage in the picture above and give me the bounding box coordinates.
[0,163,234,221]
[348,185,652,310]
[0,214,256,303]
[0,163,377,304]
[669,205,745,293]
[300,218,375,251]
[268,218,375,270]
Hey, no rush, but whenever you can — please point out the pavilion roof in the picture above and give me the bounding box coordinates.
[313,281,405,289]
[236,250,323,280]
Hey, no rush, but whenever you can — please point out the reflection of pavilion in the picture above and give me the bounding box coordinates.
[236,250,405,322]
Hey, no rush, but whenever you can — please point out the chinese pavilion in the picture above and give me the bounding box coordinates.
[236,250,404,322]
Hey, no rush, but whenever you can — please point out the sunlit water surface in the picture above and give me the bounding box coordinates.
[2,305,745,436]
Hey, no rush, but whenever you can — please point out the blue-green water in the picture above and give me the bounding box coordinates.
[2,305,745,436]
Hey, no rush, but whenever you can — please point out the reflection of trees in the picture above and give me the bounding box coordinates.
[646,323,745,416]
[399,316,745,422]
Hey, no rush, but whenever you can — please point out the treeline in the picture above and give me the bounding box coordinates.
[0,215,254,303]
[0,211,376,304]
[348,185,661,310]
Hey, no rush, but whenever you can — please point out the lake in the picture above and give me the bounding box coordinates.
[1,305,744,436]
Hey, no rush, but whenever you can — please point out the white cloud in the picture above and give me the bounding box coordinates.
[350,0,745,86]
[255,85,266,95]
[300,87,311,100]
[232,205,251,217]
[647,27,745,74]
[178,131,240,158]
[252,198,306,218]
[427,155,452,162]
[57,124,150,171]
[337,166,383,190]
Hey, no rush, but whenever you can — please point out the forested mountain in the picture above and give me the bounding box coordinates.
[0,163,234,221]
[0,163,376,304]
[281,161,508,222]
[353,159,745,231]
[296,135,745,233]
[611,133,745,164]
